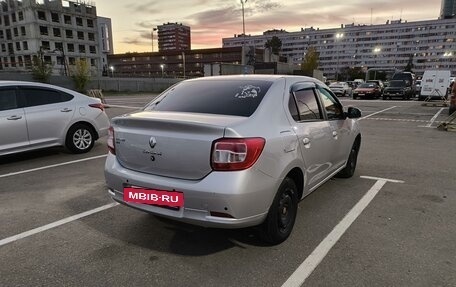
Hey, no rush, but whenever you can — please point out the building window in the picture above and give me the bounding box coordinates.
[90,58,96,66]
[24,55,32,67]
[18,11,23,21]
[3,15,10,26]
[3,57,8,67]
[64,15,71,24]
[53,28,61,37]
[41,41,50,50]
[11,13,16,22]
[0,30,3,39]
[88,32,95,41]
[79,44,86,53]
[55,42,63,51]
[65,30,73,38]
[6,29,12,40]
[89,46,96,54]
[10,56,16,67]
[43,56,52,64]
[87,19,94,28]
[77,31,84,40]
[20,26,26,36]
[1,44,6,52]
[51,12,59,23]
[39,26,48,36]
[67,43,74,52]
[22,41,28,50]
[15,42,20,51]
[37,11,46,21]
[76,17,83,26]
[18,56,23,67]
[68,57,75,65]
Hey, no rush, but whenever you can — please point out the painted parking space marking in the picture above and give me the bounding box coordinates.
[424,107,445,128]
[282,176,403,287]
[0,154,107,179]
[0,203,119,247]
[360,106,397,120]
[104,104,143,109]
[365,117,444,123]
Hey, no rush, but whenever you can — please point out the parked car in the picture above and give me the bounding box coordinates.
[0,81,110,156]
[105,75,362,244]
[329,82,352,97]
[382,80,414,100]
[366,80,385,93]
[392,72,416,94]
[352,82,382,99]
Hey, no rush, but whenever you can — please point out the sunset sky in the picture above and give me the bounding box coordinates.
[94,0,442,54]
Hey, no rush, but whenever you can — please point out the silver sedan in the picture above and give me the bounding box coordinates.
[105,75,362,244]
[0,81,110,155]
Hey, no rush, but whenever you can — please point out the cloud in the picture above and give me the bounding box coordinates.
[126,1,159,14]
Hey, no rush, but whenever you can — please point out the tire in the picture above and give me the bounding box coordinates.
[382,96,387,100]
[260,177,298,245]
[336,140,360,178]
[66,123,95,154]
[353,95,357,100]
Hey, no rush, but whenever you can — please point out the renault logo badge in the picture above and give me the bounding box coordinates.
[149,137,157,149]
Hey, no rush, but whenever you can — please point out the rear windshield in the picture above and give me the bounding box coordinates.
[358,83,377,88]
[392,73,412,81]
[144,79,273,117]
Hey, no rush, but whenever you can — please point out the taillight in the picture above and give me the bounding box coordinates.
[89,103,105,111]
[211,138,265,171]
[107,126,115,154]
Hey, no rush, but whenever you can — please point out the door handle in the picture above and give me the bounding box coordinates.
[7,115,22,120]
[61,108,73,112]
[332,131,338,137]
[303,138,311,145]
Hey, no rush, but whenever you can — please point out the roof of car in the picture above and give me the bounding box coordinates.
[185,74,324,84]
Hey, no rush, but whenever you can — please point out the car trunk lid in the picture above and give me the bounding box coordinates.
[112,111,246,180]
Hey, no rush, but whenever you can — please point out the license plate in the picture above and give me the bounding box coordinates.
[123,187,184,207]
[358,93,365,96]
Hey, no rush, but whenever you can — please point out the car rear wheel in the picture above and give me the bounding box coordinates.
[66,123,95,154]
[260,177,298,245]
[336,140,360,178]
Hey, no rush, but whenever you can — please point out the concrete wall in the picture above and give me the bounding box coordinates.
[0,72,181,93]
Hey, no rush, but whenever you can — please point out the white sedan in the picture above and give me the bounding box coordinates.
[0,81,110,156]
[329,82,352,97]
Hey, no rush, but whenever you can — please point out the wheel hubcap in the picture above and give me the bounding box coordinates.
[73,129,92,150]
[278,190,294,231]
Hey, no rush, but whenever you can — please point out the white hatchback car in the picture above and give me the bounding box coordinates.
[0,81,110,156]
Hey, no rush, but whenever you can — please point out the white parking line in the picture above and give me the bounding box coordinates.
[425,107,445,128]
[105,104,143,109]
[282,176,403,287]
[360,106,397,120]
[0,154,107,179]
[0,202,119,247]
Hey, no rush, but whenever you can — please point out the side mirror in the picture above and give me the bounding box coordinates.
[346,107,362,119]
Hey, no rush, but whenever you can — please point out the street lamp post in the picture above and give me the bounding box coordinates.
[109,65,114,77]
[160,64,164,78]
[241,0,247,65]
[151,27,157,52]
[373,47,381,79]
[335,33,344,81]
[182,52,186,78]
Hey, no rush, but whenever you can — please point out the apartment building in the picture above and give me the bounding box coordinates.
[157,22,191,52]
[0,0,111,76]
[223,18,456,79]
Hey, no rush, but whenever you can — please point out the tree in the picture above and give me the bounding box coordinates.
[404,54,414,73]
[300,46,319,76]
[71,59,91,93]
[31,51,53,83]
[264,36,282,55]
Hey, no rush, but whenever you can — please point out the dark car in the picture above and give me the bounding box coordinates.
[352,83,381,99]
[392,72,415,94]
[383,80,414,100]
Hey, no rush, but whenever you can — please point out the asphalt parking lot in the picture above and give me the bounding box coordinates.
[1,94,455,287]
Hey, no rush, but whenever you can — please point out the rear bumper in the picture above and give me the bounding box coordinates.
[104,153,277,228]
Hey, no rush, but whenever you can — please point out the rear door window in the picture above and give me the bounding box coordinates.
[289,88,322,121]
[19,87,69,107]
[0,88,18,111]
[145,80,273,117]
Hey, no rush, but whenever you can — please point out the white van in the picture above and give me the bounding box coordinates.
[419,70,451,101]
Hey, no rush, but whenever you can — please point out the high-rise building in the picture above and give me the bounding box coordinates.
[97,16,113,75]
[157,22,190,52]
[223,18,456,78]
[0,0,112,76]
[441,0,456,19]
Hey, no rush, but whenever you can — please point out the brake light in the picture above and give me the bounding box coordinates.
[89,103,105,111]
[107,126,115,154]
[211,138,265,171]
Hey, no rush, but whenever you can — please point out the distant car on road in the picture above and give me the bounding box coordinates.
[105,75,362,244]
[0,81,110,156]
[366,80,385,93]
[383,80,414,100]
[352,82,382,99]
[329,82,352,97]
